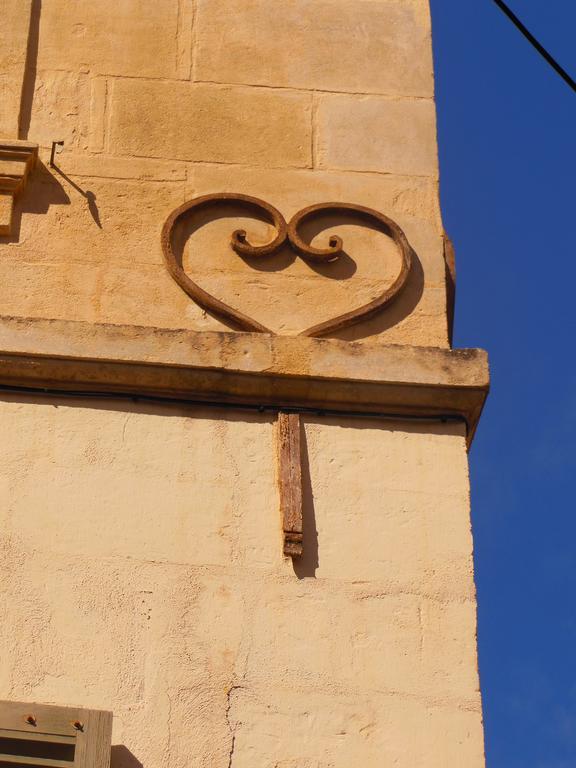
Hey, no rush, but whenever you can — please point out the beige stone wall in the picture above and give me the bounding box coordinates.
[0,394,483,766]
[1,0,447,346]
[0,2,486,766]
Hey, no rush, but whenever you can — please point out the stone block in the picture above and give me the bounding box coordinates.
[13,167,186,247]
[0,168,227,329]
[0,552,241,766]
[27,70,90,151]
[36,0,185,79]
[421,599,482,699]
[174,270,446,340]
[317,94,438,176]
[91,262,225,331]
[303,417,475,596]
[187,163,442,226]
[0,256,224,334]
[308,415,470,498]
[53,153,187,182]
[0,553,152,707]
[245,582,482,701]
[227,686,485,767]
[109,80,312,167]
[0,249,448,349]
[246,584,424,695]
[88,77,107,153]
[308,485,474,596]
[10,174,187,265]
[195,0,434,98]
[0,397,276,566]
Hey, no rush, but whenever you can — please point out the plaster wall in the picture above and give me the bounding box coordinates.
[0,394,484,767]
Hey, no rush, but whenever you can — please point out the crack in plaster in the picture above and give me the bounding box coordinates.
[225,685,243,768]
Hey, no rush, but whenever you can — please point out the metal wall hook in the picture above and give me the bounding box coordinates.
[49,140,64,167]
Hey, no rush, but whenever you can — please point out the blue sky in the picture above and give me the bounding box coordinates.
[430,1,576,765]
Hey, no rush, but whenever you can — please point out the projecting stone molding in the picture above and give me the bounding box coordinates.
[0,140,38,236]
[0,315,489,447]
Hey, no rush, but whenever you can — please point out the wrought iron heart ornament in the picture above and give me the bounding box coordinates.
[161,193,413,337]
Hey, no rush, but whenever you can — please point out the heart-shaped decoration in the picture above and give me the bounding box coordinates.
[161,193,413,338]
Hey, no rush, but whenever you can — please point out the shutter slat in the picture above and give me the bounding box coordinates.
[0,755,73,767]
[0,705,78,737]
[0,732,75,745]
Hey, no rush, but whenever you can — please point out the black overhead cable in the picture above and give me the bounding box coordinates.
[0,384,466,427]
[492,0,576,93]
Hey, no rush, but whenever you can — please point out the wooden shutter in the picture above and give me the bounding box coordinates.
[0,702,112,768]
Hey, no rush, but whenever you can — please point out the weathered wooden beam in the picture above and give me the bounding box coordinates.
[277,412,303,558]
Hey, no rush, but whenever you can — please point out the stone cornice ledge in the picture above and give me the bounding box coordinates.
[0,316,489,446]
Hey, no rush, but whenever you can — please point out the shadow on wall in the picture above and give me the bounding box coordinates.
[18,0,41,141]
[0,162,102,243]
[51,163,102,228]
[0,162,70,243]
[293,419,319,580]
[296,212,425,341]
[329,248,423,341]
[110,746,143,768]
